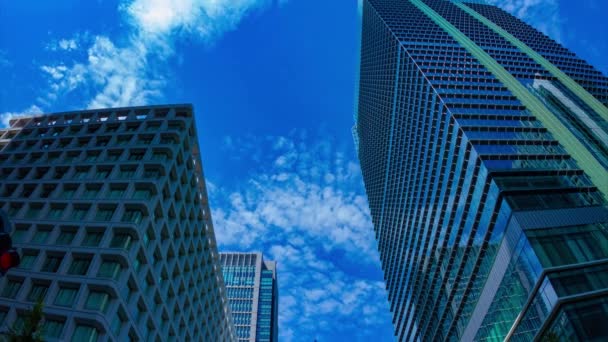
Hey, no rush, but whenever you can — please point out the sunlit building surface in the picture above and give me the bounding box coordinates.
[0,105,236,341]
[356,0,608,340]
[220,252,278,342]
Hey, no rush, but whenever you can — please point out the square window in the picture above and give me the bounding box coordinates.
[41,255,63,272]
[110,233,133,250]
[55,229,75,245]
[18,252,38,270]
[31,228,51,244]
[48,205,65,220]
[82,231,103,247]
[122,209,144,224]
[72,325,98,342]
[98,261,121,279]
[68,257,91,276]
[108,185,126,199]
[72,206,90,220]
[1,279,23,298]
[27,283,49,302]
[106,151,122,162]
[85,291,110,312]
[83,185,101,199]
[54,287,78,307]
[95,207,115,221]
[43,319,64,338]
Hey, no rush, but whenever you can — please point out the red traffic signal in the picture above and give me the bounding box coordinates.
[0,250,20,273]
[0,232,20,275]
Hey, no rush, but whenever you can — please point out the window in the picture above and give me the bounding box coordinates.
[105,124,119,133]
[143,167,160,179]
[41,255,63,272]
[111,311,126,336]
[25,204,43,219]
[95,166,112,179]
[77,138,90,147]
[27,283,49,302]
[12,226,29,243]
[55,229,76,245]
[68,257,91,276]
[98,261,121,279]
[122,209,144,224]
[152,152,169,161]
[129,151,145,161]
[108,185,126,199]
[53,167,68,180]
[59,184,77,199]
[116,135,132,145]
[31,228,51,244]
[133,188,151,200]
[43,319,64,338]
[82,231,103,247]
[126,124,139,132]
[1,279,22,298]
[63,152,80,163]
[146,122,161,131]
[110,233,133,250]
[83,185,101,199]
[7,203,22,216]
[18,252,37,270]
[48,205,65,220]
[85,290,110,312]
[72,206,90,220]
[47,152,60,163]
[72,325,98,342]
[106,151,122,161]
[95,206,115,221]
[96,137,110,147]
[55,287,78,307]
[73,167,90,180]
[40,184,57,198]
[119,166,136,179]
[138,135,153,145]
[85,152,100,162]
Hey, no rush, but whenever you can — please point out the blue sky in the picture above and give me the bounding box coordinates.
[0,0,607,341]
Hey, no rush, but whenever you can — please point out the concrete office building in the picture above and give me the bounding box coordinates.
[219,253,278,342]
[0,105,236,341]
[356,0,608,341]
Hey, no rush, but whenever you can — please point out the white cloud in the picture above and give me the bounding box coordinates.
[39,0,274,110]
[210,132,391,340]
[0,105,43,128]
[486,0,562,41]
[58,38,78,51]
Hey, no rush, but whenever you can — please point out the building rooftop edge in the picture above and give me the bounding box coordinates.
[6,103,195,123]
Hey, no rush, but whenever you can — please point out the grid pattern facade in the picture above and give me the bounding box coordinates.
[0,105,236,341]
[220,253,278,342]
[357,1,608,341]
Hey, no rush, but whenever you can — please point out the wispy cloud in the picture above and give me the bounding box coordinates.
[0,105,43,127]
[210,131,390,341]
[36,0,275,110]
[486,0,562,41]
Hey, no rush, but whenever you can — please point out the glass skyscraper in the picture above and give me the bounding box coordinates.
[220,252,278,342]
[0,105,235,341]
[356,0,608,341]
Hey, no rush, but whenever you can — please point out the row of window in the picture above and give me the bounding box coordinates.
[5,106,189,131]
[6,253,122,279]
[0,147,183,167]
[0,131,183,154]
[6,201,145,224]
[17,226,133,250]
[5,118,187,141]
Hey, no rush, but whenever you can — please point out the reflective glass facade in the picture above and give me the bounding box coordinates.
[356,1,608,341]
[0,105,236,341]
[220,252,278,342]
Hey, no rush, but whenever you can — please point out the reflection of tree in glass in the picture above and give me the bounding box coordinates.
[1,301,44,342]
